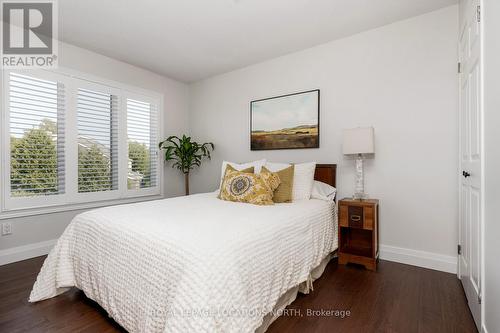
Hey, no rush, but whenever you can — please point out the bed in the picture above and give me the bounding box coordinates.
[29,164,338,333]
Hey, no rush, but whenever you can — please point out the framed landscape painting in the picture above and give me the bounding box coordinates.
[250,89,319,150]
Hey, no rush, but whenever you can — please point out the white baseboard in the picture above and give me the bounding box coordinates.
[380,244,457,274]
[0,239,57,266]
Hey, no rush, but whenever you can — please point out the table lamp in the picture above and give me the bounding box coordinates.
[343,127,375,200]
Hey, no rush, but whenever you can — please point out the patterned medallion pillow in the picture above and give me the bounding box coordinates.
[217,165,254,199]
[219,167,280,205]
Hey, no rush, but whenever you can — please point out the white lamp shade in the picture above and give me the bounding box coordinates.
[343,127,375,155]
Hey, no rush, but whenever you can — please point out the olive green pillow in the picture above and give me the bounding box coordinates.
[262,165,294,203]
[217,165,254,198]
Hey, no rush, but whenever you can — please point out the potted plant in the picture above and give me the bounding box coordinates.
[159,135,214,195]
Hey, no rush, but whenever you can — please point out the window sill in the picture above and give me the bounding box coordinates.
[0,194,165,220]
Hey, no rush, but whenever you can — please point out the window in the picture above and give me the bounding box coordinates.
[77,88,118,193]
[8,72,65,197]
[2,70,162,215]
[127,98,158,190]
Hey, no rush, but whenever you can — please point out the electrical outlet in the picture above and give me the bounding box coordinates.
[1,222,12,236]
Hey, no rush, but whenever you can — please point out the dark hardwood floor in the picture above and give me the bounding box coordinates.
[0,256,477,333]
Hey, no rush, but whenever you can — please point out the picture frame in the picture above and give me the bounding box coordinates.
[250,89,320,150]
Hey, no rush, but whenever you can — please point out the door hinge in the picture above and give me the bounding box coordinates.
[477,5,481,23]
[458,62,462,74]
[478,294,482,304]
[458,244,462,255]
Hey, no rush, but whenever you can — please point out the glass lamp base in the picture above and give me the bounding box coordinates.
[352,192,368,200]
[353,155,366,200]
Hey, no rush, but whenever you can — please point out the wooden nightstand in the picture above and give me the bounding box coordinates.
[338,198,379,271]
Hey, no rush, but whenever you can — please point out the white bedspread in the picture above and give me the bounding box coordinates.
[30,192,337,333]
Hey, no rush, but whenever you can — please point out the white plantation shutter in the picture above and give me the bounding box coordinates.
[77,88,119,193]
[3,70,162,214]
[126,98,158,189]
[8,72,65,197]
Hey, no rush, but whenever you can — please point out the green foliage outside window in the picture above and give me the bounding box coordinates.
[10,127,58,196]
[10,119,151,196]
[78,144,112,193]
[128,141,151,187]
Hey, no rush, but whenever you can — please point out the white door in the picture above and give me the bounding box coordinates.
[458,0,482,329]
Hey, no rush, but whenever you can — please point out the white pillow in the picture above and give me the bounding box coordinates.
[311,180,337,201]
[264,162,291,172]
[292,162,316,201]
[264,161,316,201]
[219,159,266,188]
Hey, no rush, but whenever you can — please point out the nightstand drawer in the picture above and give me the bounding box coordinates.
[339,203,375,230]
[348,205,363,228]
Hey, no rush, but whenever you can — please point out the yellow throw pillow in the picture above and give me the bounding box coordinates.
[262,165,294,203]
[217,165,254,199]
[219,167,280,205]
[259,167,281,193]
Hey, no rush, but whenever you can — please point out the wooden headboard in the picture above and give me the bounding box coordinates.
[314,164,337,188]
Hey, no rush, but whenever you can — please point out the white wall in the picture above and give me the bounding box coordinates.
[1,7,460,272]
[189,6,459,271]
[0,43,190,257]
[483,1,500,332]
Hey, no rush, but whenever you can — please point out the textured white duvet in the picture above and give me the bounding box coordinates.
[30,192,337,333]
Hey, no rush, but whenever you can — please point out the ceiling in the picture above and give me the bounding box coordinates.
[59,0,457,83]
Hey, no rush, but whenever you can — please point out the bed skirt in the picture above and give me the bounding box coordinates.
[255,251,336,333]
